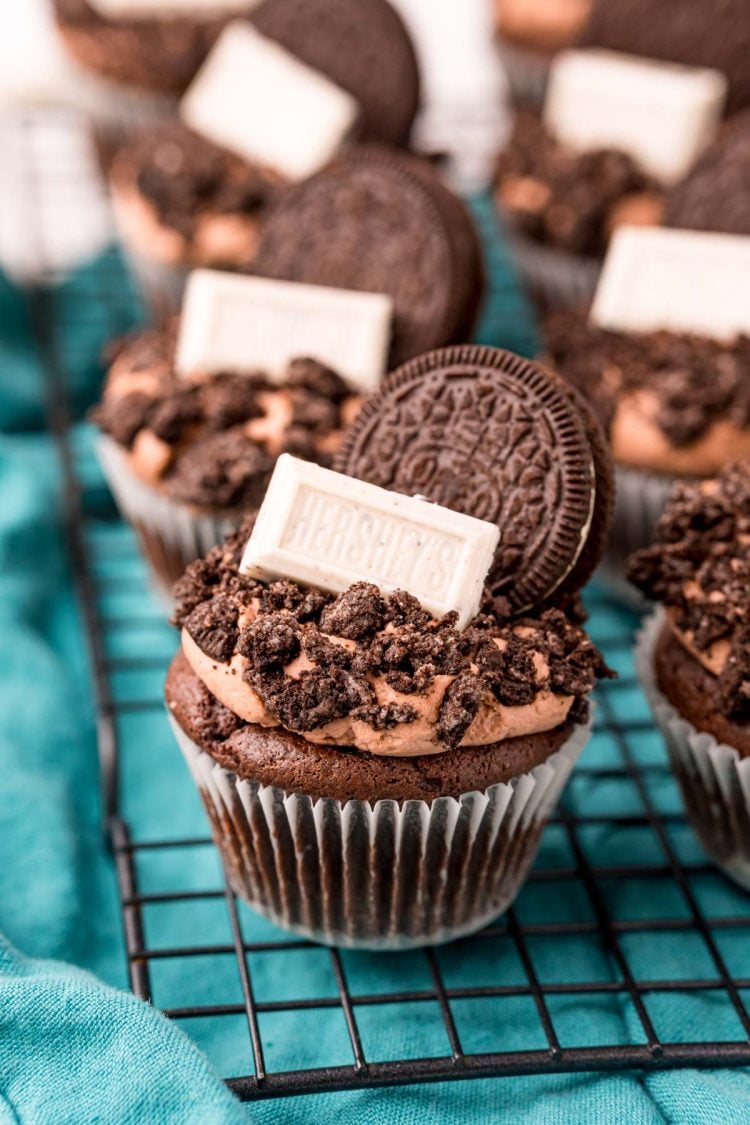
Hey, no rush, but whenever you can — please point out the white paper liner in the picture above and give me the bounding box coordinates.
[598,467,676,610]
[97,435,240,609]
[637,611,750,891]
[497,40,551,108]
[505,225,601,311]
[169,712,591,949]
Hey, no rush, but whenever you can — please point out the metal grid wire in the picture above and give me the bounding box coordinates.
[16,108,750,1102]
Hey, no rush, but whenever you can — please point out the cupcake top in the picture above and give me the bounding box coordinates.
[664,112,750,237]
[171,345,615,760]
[496,110,661,257]
[111,122,281,269]
[93,323,358,510]
[629,462,750,720]
[173,521,608,757]
[545,311,750,476]
[581,0,750,116]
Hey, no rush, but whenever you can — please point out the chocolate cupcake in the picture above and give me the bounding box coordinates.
[54,0,419,141]
[165,344,614,948]
[631,463,750,888]
[495,0,593,107]
[93,322,360,603]
[545,310,750,601]
[581,0,750,117]
[496,108,661,310]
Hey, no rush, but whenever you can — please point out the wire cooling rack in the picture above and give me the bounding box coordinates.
[16,108,750,1102]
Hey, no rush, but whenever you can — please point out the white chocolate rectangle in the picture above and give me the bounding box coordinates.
[181,22,358,179]
[176,270,393,391]
[240,456,500,629]
[591,226,750,339]
[544,49,727,184]
[89,0,254,18]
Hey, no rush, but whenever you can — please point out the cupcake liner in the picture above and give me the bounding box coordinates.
[597,467,676,610]
[497,40,552,108]
[637,612,750,890]
[504,225,601,312]
[169,713,591,949]
[97,436,240,608]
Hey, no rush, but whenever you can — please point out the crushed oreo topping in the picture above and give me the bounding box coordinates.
[118,123,280,240]
[92,324,355,510]
[664,111,750,237]
[545,311,750,447]
[173,519,612,750]
[629,462,750,718]
[496,110,658,257]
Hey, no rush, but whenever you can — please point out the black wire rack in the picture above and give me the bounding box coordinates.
[17,108,750,1103]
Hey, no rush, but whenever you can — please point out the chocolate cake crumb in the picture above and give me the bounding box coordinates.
[629,462,750,719]
[545,311,750,448]
[184,594,239,664]
[437,673,483,749]
[320,583,387,640]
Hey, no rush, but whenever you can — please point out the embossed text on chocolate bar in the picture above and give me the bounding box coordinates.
[545,49,726,184]
[240,456,500,628]
[181,22,358,179]
[176,270,392,392]
[591,227,750,339]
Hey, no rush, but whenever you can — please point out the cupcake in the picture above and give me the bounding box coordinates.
[108,0,420,309]
[93,322,361,603]
[54,0,420,142]
[494,0,593,107]
[631,463,750,888]
[165,344,615,948]
[581,0,750,117]
[496,108,661,310]
[545,310,750,602]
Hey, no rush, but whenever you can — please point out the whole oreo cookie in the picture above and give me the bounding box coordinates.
[254,148,485,367]
[335,345,613,612]
[250,0,420,147]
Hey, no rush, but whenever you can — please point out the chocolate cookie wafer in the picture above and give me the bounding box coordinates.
[335,345,613,611]
[253,148,485,367]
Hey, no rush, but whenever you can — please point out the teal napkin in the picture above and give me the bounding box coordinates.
[1,209,749,1123]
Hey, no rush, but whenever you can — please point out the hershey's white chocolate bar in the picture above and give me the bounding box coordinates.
[240,456,500,629]
[176,270,393,391]
[591,227,750,339]
[544,49,726,184]
[181,22,358,179]
[89,0,254,18]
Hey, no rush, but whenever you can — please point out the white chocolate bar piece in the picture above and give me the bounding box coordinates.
[240,456,500,629]
[591,226,750,339]
[181,22,358,179]
[89,0,254,18]
[176,270,393,392]
[544,49,727,184]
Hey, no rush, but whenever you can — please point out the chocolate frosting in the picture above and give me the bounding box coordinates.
[173,520,611,750]
[545,311,750,447]
[629,462,750,719]
[496,110,657,257]
[664,112,750,237]
[115,123,280,240]
[93,324,353,509]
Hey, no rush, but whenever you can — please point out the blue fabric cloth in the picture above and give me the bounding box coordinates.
[1,202,750,1123]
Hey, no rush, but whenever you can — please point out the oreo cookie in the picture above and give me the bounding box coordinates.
[250,0,421,147]
[335,345,614,612]
[253,148,485,367]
